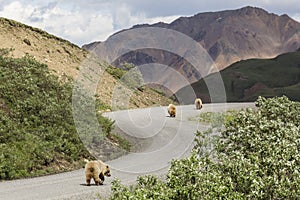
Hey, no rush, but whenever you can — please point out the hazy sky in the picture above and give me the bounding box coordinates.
[0,0,299,46]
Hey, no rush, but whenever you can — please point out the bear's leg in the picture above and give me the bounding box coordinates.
[86,176,91,186]
[99,172,105,182]
[94,176,103,186]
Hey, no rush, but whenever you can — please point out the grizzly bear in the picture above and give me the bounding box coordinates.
[167,104,176,117]
[195,98,203,110]
[84,160,111,186]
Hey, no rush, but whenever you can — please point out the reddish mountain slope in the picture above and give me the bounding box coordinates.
[83,6,300,92]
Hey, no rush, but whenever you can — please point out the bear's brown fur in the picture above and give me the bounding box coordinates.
[84,160,111,186]
[195,98,203,110]
[168,104,176,117]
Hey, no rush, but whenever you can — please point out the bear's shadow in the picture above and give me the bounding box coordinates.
[80,183,106,186]
[166,115,176,118]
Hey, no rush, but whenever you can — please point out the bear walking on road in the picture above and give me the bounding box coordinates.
[168,104,176,117]
[84,160,111,186]
[195,98,203,110]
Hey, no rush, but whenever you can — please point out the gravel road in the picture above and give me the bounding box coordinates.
[0,103,254,200]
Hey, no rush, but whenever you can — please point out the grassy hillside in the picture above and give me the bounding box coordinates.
[0,17,86,78]
[176,50,300,103]
[0,17,173,109]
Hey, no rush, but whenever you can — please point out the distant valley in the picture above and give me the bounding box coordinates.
[176,49,300,103]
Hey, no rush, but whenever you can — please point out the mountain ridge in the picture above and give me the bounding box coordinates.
[83,6,300,93]
[129,6,300,69]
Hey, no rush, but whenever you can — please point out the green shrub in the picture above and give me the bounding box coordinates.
[110,176,170,200]
[105,65,126,79]
[191,110,238,129]
[106,63,145,91]
[217,96,300,199]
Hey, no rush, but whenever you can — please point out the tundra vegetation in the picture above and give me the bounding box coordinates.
[109,96,300,199]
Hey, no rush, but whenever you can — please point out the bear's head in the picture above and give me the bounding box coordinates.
[104,165,111,177]
[99,165,111,182]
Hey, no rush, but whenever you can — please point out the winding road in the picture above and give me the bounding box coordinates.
[0,103,254,200]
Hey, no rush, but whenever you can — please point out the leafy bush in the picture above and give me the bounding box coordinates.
[216,96,300,199]
[110,176,171,200]
[109,96,300,199]
[105,65,127,79]
[192,110,238,128]
[106,63,145,91]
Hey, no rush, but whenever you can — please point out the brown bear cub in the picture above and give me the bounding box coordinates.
[84,160,111,186]
[168,104,176,117]
[195,98,203,110]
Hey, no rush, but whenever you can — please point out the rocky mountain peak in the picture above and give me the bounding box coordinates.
[83,6,300,93]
